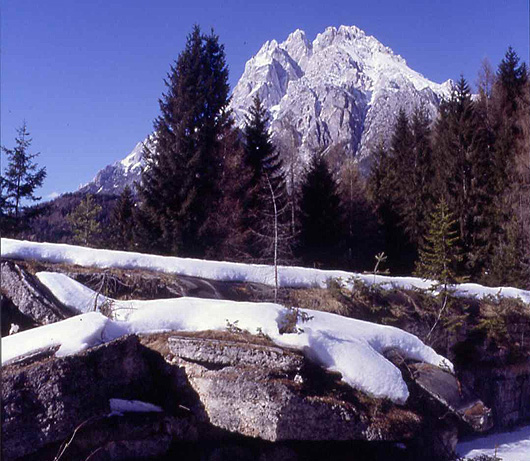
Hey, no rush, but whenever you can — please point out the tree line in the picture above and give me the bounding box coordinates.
[370,50,529,289]
[1,27,528,290]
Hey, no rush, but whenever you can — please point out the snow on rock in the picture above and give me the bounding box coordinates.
[457,425,530,461]
[2,272,451,404]
[3,238,530,305]
[36,272,111,314]
[1,312,127,364]
[109,398,163,415]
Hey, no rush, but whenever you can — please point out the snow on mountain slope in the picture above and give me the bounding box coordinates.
[231,25,452,171]
[2,271,452,403]
[78,138,149,195]
[80,25,452,195]
[3,238,530,305]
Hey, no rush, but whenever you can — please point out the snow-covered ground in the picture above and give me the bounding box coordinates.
[457,425,530,461]
[1,272,451,404]
[2,238,529,304]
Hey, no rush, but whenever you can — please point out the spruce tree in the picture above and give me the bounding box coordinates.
[112,185,135,250]
[298,153,344,268]
[414,198,462,285]
[1,122,46,232]
[241,96,292,263]
[338,158,379,270]
[139,26,231,257]
[403,106,435,247]
[431,76,485,275]
[368,112,416,273]
[487,47,530,288]
[67,194,102,246]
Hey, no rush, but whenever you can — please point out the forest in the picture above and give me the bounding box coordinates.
[1,26,529,290]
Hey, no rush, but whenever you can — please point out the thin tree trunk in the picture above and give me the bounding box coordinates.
[266,174,279,303]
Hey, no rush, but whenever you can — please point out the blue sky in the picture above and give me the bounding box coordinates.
[1,0,529,200]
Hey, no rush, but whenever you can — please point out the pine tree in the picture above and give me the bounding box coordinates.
[138,26,231,257]
[414,198,462,285]
[431,76,485,275]
[338,158,379,270]
[368,112,416,273]
[487,47,530,288]
[112,185,135,250]
[67,194,102,246]
[298,153,344,268]
[1,122,46,232]
[241,96,292,263]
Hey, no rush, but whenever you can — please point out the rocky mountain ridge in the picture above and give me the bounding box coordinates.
[80,25,452,195]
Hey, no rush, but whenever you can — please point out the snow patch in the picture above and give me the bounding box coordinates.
[109,398,163,415]
[2,239,529,305]
[2,272,452,404]
[457,425,530,461]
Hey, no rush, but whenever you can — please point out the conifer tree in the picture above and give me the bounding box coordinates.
[402,106,435,247]
[368,112,416,273]
[487,47,530,288]
[241,96,292,263]
[112,185,135,250]
[414,198,462,285]
[338,158,379,270]
[298,153,344,267]
[431,76,488,275]
[139,26,232,257]
[67,194,102,246]
[1,122,46,232]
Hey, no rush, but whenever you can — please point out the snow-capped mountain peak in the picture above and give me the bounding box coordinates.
[80,25,452,195]
[231,25,451,170]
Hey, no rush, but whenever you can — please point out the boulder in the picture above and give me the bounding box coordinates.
[0,260,72,330]
[165,334,423,442]
[1,335,189,460]
[2,329,494,461]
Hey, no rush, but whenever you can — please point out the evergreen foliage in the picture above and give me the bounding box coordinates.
[298,153,344,267]
[368,112,417,273]
[430,75,498,277]
[138,26,232,257]
[67,194,102,246]
[111,185,135,250]
[241,95,292,263]
[338,158,379,270]
[414,198,462,285]
[486,47,530,288]
[1,122,46,234]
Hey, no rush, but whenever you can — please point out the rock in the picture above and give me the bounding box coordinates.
[166,334,422,442]
[1,335,177,460]
[408,362,493,433]
[0,294,38,336]
[0,260,72,330]
[459,361,530,428]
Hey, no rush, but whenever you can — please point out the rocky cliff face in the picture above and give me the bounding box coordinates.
[79,25,451,196]
[231,26,451,173]
[78,139,147,195]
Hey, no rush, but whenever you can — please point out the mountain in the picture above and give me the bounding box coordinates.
[231,25,452,172]
[78,139,146,195]
[80,25,452,195]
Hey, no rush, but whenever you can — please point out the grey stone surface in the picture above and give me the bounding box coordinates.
[1,335,162,460]
[408,362,493,433]
[460,362,530,428]
[167,335,420,443]
[0,260,72,329]
[168,335,304,372]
